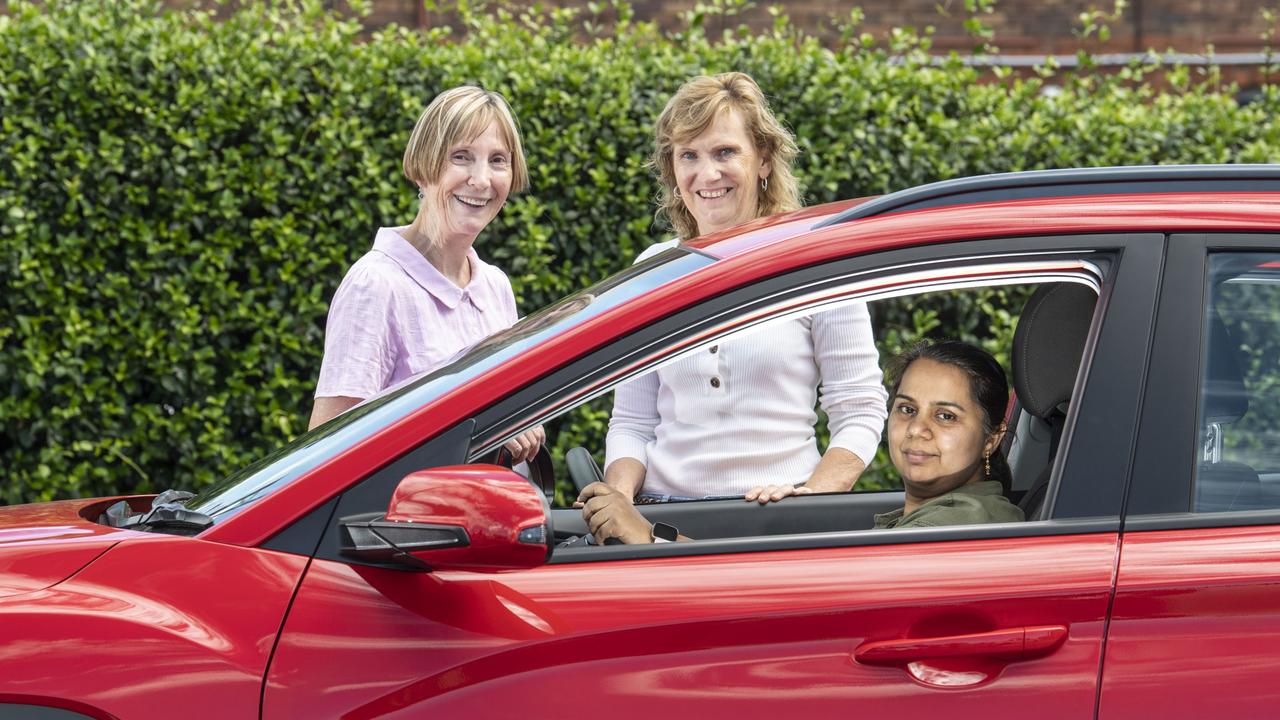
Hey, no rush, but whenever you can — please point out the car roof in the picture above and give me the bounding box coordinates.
[687,164,1280,261]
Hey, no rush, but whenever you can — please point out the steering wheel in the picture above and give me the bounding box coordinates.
[487,444,556,504]
[566,446,604,494]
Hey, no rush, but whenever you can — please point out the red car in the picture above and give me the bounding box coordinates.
[4,165,1280,719]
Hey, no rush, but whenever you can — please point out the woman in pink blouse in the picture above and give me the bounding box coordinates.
[309,86,543,461]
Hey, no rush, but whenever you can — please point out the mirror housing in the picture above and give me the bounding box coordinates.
[340,465,552,572]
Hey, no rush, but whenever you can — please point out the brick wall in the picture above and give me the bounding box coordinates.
[135,0,1273,55]
[380,0,1273,54]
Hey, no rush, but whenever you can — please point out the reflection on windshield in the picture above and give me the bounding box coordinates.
[466,293,596,356]
[186,246,715,523]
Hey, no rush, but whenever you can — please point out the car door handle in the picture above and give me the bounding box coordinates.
[854,625,1068,665]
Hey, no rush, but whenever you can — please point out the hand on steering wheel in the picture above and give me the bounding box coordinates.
[575,482,652,544]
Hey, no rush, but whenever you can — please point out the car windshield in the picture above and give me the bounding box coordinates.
[185,246,716,524]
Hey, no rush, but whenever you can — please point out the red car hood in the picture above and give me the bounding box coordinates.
[0,496,151,599]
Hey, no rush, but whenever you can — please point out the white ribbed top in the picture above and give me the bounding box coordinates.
[605,279,887,497]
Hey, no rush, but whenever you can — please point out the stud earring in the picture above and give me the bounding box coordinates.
[417,188,425,200]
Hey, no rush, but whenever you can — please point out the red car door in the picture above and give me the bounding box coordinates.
[262,234,1163,718]
[1099,239,1280,717]
[264,535,1117,719]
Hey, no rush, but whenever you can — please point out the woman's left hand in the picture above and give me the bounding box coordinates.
[744,484,814,505]
[503,425,545,464]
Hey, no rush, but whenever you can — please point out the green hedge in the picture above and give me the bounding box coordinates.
[2,0,1278,504]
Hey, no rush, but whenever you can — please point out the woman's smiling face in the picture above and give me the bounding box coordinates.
[888,358,1001,505]
[671,108,770,237]
[421,120,513,244]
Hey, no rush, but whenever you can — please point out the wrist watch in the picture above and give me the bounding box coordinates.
[651,522,679,543]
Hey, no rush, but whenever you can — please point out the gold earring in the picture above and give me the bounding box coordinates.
[984,452,991,478]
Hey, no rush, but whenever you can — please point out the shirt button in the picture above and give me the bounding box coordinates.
[709,345,718,354]
[710,377,721,388]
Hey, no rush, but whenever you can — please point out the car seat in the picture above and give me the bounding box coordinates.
[1010,282,1096,520]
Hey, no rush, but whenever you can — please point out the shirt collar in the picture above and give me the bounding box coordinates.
[372,227,486,311]
[873,480,1005,528]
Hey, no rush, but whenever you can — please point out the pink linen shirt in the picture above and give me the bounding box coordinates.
[315,226,518,399]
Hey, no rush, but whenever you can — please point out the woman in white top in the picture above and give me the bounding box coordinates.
[583,72,887,521]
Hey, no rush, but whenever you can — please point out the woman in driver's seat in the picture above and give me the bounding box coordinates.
[577,340,1023,542]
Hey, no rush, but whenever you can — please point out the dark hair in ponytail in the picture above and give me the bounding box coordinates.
[886,340,1013,494]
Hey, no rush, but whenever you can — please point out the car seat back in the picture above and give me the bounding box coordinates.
[1010,283,1096,519]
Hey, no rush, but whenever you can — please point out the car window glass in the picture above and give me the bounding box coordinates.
[539,275,1098,533]
[1194,253,1280,512]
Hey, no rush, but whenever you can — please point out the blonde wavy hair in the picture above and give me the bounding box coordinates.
[402,86,529,193]
[652,72,800,239]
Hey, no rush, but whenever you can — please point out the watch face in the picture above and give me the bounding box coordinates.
[653,522,679,543]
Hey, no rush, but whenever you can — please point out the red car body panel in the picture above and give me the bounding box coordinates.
[203,192,1280,548]
[1098,525,1280,718]
[265,534,1118,719]
[0,514,306,719]
[0,499,137,598]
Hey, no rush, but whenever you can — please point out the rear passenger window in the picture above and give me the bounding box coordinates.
[1195,254,1280,511]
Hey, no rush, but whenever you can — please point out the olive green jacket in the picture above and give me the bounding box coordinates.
[873,480,1025,529]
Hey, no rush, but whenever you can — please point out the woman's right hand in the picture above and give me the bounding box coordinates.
[575,482,653,544]
[744,484,814,504]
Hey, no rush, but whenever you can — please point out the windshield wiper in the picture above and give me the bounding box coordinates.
[98,489,214,537]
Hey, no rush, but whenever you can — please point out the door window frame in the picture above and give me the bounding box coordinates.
[466,234,1164,562]
[1126,233,1280,530]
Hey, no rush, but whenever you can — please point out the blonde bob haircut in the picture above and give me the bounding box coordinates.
[652,72,800,240]
[402,86,529,194]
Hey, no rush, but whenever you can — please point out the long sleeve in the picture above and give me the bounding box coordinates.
[812,302,888,465]
[602,238,680,471]
[604,369,661,470]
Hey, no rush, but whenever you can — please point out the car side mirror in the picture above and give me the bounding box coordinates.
[339,465,552,572]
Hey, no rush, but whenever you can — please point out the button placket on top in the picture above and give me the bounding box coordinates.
[706,342,726,395]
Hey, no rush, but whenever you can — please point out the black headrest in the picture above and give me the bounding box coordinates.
[1012,283,1096,419]
[1202,308,1248,423]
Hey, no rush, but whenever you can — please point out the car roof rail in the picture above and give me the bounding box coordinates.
[814,164,1280,228]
